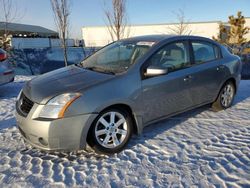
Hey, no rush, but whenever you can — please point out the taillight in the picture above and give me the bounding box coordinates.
[3,70,13,75]
[0,53,7,62]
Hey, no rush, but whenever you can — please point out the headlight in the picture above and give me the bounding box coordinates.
[39,93,81,119]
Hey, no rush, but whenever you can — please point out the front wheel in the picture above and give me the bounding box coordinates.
[212,81,235,111]
[89,108,133,154]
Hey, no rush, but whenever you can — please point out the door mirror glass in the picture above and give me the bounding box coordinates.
[144,65,168,77]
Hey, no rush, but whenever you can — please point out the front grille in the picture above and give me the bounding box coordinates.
[19,93,34,115]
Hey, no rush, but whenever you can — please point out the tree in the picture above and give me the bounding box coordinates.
[212,23,229,44]
[0,0,19,50]
[228,11,249,45]
[214,11,249,46]
[167,9,192,35]
[50,0,71,66]
[104,0,129,42]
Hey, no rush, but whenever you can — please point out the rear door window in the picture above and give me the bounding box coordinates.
[192,42,220,64]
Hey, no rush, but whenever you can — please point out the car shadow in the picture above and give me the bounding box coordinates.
[127,104,210,149]
[233,84,250,104]
[0,81,23,99]
[0,118,16,129]
[127,84,250,150]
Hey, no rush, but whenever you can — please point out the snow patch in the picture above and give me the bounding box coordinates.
[0,77,250,187]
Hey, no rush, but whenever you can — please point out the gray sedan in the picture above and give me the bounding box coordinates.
[16,35,242,154]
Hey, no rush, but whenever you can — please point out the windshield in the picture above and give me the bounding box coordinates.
[80,40,155,74]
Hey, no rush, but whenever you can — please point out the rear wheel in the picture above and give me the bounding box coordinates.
[212,81,235,111]
[89,108,133,154]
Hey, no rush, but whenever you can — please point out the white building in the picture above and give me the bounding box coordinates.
[0,22,59,38]
[82,18,250,47]
[0,22,78,49]
[244,18,250,42]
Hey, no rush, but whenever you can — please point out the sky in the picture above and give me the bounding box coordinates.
[1,0,250,39]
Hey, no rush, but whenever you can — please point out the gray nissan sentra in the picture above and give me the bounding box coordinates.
[16,35,242,154]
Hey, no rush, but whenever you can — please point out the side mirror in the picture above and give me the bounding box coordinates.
[144,65,168,77]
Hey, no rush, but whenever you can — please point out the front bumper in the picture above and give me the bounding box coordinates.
[15,103,98,152]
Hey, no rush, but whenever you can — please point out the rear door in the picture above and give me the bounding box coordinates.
[188,40,226,106]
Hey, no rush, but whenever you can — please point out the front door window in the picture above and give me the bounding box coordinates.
[147,42,190,73]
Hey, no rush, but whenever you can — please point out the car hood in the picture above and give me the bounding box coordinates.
[23,65,114,104]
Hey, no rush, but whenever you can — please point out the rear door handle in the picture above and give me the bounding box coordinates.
[184,75,193,82]
[216,65,225,71]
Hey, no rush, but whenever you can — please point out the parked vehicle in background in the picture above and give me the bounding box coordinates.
[242,45,250,62]
[16,35,242,154]
[0,48,15,85]
[40,47,99,74]
[242,47,250,55]
[242,42,250,55]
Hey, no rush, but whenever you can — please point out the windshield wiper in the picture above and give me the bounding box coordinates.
[84,66,116,75]
[75,63,116,75]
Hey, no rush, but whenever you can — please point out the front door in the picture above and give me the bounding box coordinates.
[141,41,194,123]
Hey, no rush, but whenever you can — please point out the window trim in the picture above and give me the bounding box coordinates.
[190,40,223,65]
[141,40,191,79]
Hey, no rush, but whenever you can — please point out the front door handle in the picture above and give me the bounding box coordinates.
[184,75,193,82]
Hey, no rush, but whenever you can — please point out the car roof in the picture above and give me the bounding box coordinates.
[123,35,174,42]
[123,34,218,44]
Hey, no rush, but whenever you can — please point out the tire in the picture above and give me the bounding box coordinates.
[212,81,235,111]
[88,108,133,154]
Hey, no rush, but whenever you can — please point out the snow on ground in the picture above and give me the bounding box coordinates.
[0,76,250,187]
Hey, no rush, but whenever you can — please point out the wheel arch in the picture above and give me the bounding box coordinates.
[86,103,141,147]
[212,77,237,111]
[223,77,237,92]
[102,104,140,134]
[214,77,237,102]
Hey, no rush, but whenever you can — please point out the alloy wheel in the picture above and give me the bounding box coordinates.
[94,111,128,148]
[221,84,234,107]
